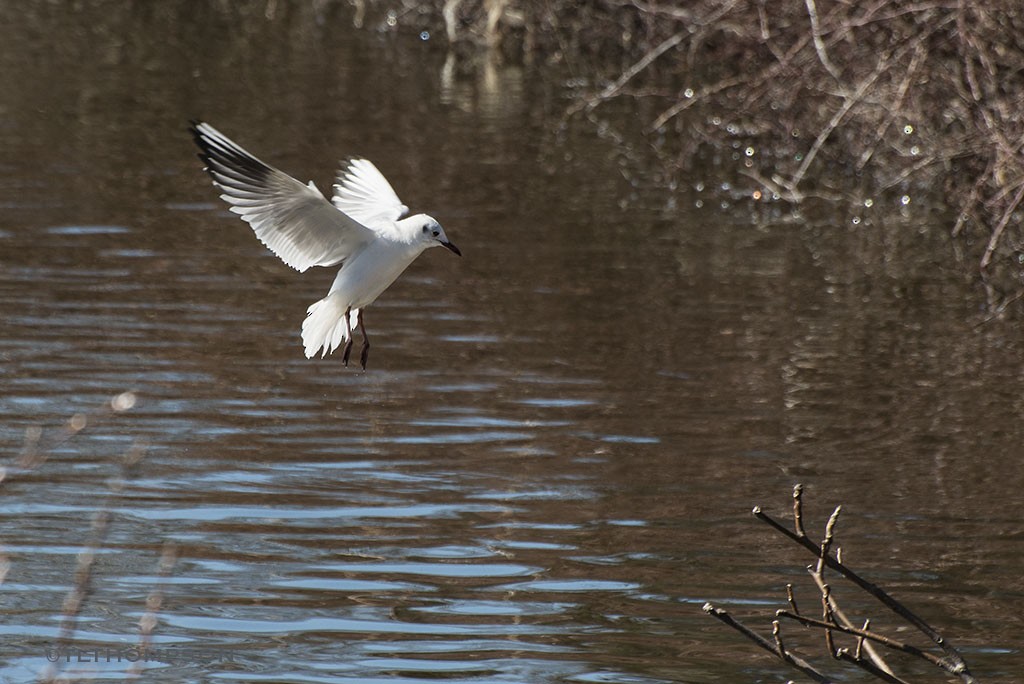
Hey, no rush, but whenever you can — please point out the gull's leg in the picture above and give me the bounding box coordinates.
[358,310,371,370]
[341,306,354,366]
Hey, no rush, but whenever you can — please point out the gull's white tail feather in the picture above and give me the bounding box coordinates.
[302,296,358,358]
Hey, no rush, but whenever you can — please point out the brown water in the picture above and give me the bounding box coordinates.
[1,4,1022,683]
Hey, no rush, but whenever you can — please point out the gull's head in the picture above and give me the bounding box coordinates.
[407,214,461,256]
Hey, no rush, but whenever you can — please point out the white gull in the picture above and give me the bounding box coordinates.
[190,121,461,369]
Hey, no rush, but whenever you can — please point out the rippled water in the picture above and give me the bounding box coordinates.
[1,4,1022,683]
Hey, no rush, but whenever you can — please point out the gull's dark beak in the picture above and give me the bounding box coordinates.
[441,240,462,257]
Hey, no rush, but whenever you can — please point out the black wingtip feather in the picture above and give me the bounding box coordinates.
[187,120,206,148]
[189,121,276,189]
[189,120,215,177]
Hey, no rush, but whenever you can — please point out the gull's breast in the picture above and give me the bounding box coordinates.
[327,240,422,309]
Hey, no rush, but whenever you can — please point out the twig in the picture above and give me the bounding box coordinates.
[836,648,913,684]
[778,61,885,199]
[581,0,740,115]
[804,0,843,83]
[952,161,993,238]
[973,287,1024,327]
[776,610,956,670]
[793,484,806,538]
[809,571,895,675]
[774,15,953,200]
[786,583,800,616]
[703,603,835,684]
[820,583,836,657]
[622,0,694,21]
[857,41,928,170]
[739,167,848,203]
[772,619,787,657]
[646,3,805,132]
[857,619,869,660]
[816,506,841,575]
[980,180,1024,269]
[878,152,945,192]
[587,31,686,108]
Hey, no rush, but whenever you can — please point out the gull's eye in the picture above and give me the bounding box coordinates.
[432,230,440,237]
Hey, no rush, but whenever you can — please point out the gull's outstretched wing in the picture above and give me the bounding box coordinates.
[332,157,409,232]
[191,121,377,272]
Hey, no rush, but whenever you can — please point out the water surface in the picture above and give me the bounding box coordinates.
[0,4,1021,683]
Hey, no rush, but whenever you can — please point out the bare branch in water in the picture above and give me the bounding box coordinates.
[703,603,836,683]
[717,486,979,683]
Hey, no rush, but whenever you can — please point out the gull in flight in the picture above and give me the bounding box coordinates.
[190,121,461,369]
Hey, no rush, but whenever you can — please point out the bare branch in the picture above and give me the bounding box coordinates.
[981,180,1024,269]
[809,571,895,675]
[753,504,974,678]
[779,59,888,198]
[589,32,687,108]
[703,603,836,684]
[804,0,843,83]
[776,610,960,672]
[583,0,742,118]
[857,41,928,170]
[836,648,914,684]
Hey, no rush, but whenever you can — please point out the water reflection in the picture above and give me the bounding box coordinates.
[0,2,1021,683]
[440,50,525,128]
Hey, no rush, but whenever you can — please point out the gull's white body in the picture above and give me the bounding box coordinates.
[190,122,460,365]
[306,232,431,359]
